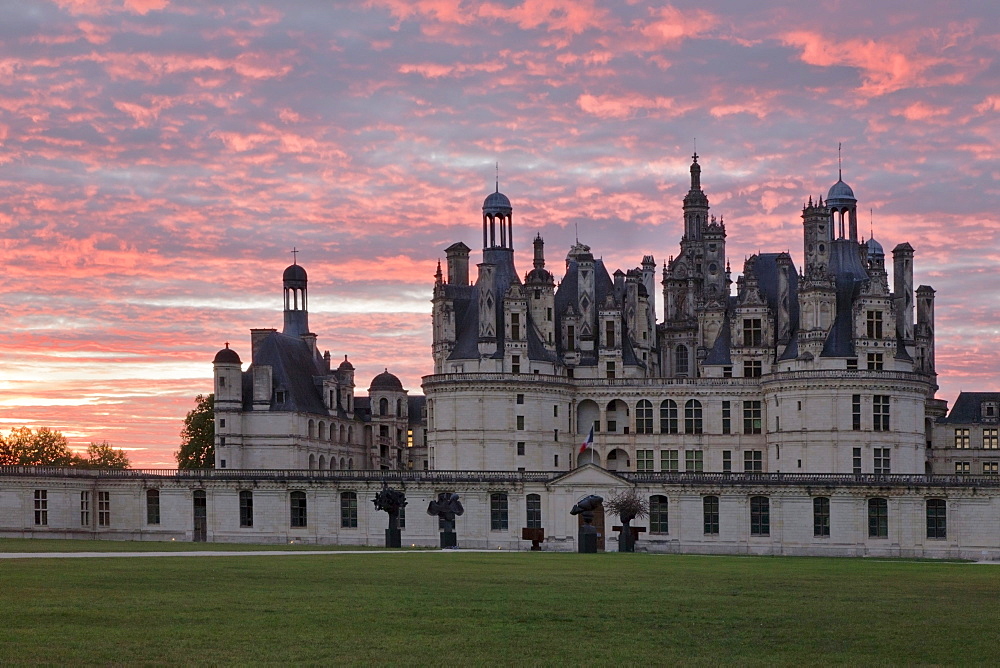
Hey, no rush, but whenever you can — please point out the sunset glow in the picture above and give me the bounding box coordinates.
[1,1,997,466]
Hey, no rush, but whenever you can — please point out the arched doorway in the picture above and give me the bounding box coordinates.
[606,448,630,471]
[576,501,605,552]
[192,490,207,542]
[577,399,599,435]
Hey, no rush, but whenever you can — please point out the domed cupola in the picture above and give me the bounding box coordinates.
[282,257,310,336]
[482,179,513,250]
[827,146,858,240]
[369,369,404,392]
[213,343,242,365]
[865,236,885,271]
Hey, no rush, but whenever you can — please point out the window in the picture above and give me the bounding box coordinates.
[684,399,703,434]
[743,401,762,434]
[635,400,653,434]
[984,462,999,475]
[516,394,524,404]
[605,320,615,347]
[722,450,732,473]
[80,491,90,526]
[955,461,970,475]
[516,415,525,430]
[723,366,733,378]
[511,355,520,374]
[33,490,47,526]
[813,497,830,537]
[867,353,884,370]
[98,491,110,527]
[490,492,509,531]
[526,494,542,529]
[146,489,160,525]
[290,491,308,528]
[852,395,862,431]
[873,395,890,432]
[511,312,520,340]
[636,449,654,472]
[516,441,525,456]
[675,345,689,376]
[661,449,679,472]
[868,498,888,538]
[847,358,858,370]
[984,429,998,449]
[722,401,731,434]
[685,449,704,472]
[218,376,226,388]
[606,361,615,379]
[567,325,575,350]
[743,318,763,346]
[926,499,946,539]
[744,450,763,472]
[874,448,890,475]
[553,405,558,417]
[219,419,226,428]
[554,454,559,468]
[553,429,559,442]
[659,400,678,434]
[750,496,769,536]
[703,496,719,535]
[649,495,668,533]
[239,490,253,528]
[852,447,862,474]
[954,428,970,448]
[340,491,357,528]
[743,360,762,378]
[866,310,883,338]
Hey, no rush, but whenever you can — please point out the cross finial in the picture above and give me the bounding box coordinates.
[291,247,299,264]
[224,341,230,349]
[838,142,842,180]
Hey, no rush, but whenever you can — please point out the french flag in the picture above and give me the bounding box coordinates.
[579,425,594,455]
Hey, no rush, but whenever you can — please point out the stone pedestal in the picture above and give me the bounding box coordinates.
[385,527,401,548]
[578,525,598,553]
[441,531,457,549]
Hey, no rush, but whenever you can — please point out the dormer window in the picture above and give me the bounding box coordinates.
[984,402,998,421]
[275,390,287,404]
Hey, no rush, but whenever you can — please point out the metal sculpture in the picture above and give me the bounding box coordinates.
[427,492,464,548]
[372,487,407,548]
[571,494,604,553]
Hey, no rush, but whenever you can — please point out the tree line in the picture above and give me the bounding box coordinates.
[0,427,131,468]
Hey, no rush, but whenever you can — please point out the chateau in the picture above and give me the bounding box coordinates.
[2,154,999,558]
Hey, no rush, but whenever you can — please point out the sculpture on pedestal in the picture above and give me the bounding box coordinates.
[427,492,464,548]
[570,495,604,553]
[372,487,407,548]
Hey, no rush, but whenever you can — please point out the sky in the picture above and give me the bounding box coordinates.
[1,0,997,467]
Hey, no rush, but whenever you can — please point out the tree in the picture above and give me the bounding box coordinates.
[0,427,77,466]
[604,488,649,553]
[176,393,214,469]
[82,441,131,469]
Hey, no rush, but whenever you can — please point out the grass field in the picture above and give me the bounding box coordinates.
[0,537,401,552]
[2,549,997,665]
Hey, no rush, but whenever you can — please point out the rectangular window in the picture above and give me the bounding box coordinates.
[722,400,731,434]
[511,312,520,340]
[146,489,160,525]
[703,496,720,535]
[750,496,769,536]
[605,320,615,348]
[743,401,762,434]
[526,494,542,529]
[847,358,859,370]
[80,491,90,527]
[852,447,862,474]
[636,401,653,434]
[340,492,357,528]
[567,325,575,351]
[490,492,509,531]
[873,395,890,432]
[636,449,654,472]
[649,496,668,533]
[868,498,888,538]
[33,490,47,526]
[874,448,891,475]
[813,497,830,537]
[722,366,733,378]
[743,318,763,346]
[954,428,970,448]
[511,355,520,374]
[516,441,525,456]
[516,415,524,430]
[983,462,998,475]
[239,490,254,528]
[852,394,862,431]
[219,418,226,428]
[98,491,110,527]
[983,429,998,449]
[722,450,732,473]
[553,405,558,417]
[867,353,884,370]
[744,450,763,472]
[685,449,704,472]
[291,491,308,528]
[955,461,970,475]
[866,310,883,338]
[606,361,615,379]
[926,499,946,539]
[554,454,559,468]
[743,360,762,378]
[661,449,679,472]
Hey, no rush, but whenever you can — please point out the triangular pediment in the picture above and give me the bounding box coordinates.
[548,463,630,487]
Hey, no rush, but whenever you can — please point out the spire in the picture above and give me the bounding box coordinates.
[533,233,545,270]
[838,142,842,181]
[495,161,499,193]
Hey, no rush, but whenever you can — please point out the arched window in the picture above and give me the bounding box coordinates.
[868,498,888,538]
[308,453,315,470]
[750,496,769,536]
[659,399,678,434]
[290,491,307,528]
[145,489,160,525]
[318,455,326,470]
[330,457,338,470]
[318,422,326,440]
[347,427,353,443]
[397,399,403,417]
[635,400,653,434]
[684,399,703,434]
[526,494,542,529]
[340,491,358,528]
[649,495,668,533]
[675,345,689,376]
[308,419,316,438]
[340,457,346,470]
[347,458,353,470]
[926,499,946,539]
[339,425,345,443]
[379,398,389,416]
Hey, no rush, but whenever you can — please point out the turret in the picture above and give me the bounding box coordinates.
[682,153,709,241]
[445,242,470,286]
[213,344,243,409]
[282,262,309,337]
[892,242,915,357]
[916,285,936,374]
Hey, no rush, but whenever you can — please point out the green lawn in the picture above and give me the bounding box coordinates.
[0,537,399,552]
[1,551,996,665]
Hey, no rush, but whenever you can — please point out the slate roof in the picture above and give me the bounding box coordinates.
[938,392,1000,424]
[242,331,327,413]
[821,239,869,358]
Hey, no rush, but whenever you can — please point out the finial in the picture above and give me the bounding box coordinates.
[574,222,579,244]
[224,341,229,349]
[495,162,499,193]
[291,247,299,264]
[838,142,842,180]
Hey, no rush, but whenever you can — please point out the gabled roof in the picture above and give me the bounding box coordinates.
[938,392,1000,424]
